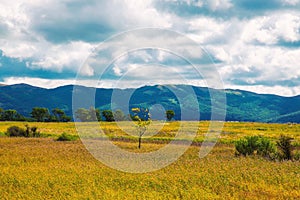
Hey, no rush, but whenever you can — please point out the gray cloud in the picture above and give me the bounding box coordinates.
[154,0,300,19]
[26,1,116,43]
[0,0,300,96]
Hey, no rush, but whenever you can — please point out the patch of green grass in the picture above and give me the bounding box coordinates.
[57,133,79,141]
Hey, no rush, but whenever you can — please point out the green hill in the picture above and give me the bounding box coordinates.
[0,84,300,123]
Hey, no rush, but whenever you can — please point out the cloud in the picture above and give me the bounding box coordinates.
[241,12,300,45]
[0,51,77,81]
[282,0,300,6]
[30,41,94,73]
[217,44,300,90]
[0,0,300,96]
[26,0,171,43]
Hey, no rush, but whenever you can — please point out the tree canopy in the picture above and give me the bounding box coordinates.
[166,110,175,121]
[102,110,114,122]
[75,107,101,122]
[31,107,50,122]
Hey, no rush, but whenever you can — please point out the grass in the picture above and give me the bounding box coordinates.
[0,121,300,199]
[1,121,300,143]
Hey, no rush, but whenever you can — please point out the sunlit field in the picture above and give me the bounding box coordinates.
[1,121,300,143]
[0,121,300,199]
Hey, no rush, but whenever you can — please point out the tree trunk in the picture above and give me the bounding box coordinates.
[138,136,142,149]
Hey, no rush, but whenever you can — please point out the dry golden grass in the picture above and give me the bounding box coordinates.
[0,121,300,199]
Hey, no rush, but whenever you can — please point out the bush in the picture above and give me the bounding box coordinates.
[57,133,78,141]
[6,126,26,137]
[235,136,260,156]
[27,125,40,137]
[6,125,41,138]
[294,151,300,161]
[257,137,277,159]
[277,135,293,160]
[235,136,276,159]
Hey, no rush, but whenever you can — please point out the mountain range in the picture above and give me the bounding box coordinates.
[0,83,300,123]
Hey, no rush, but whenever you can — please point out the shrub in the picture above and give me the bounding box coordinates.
[294,151,300,161]
[57,133,78,141]
[30,126,41,137]
[6,125,41,138]
[277,135,293,160]
[6,126,26,137]
[235,136,276,159]
[257,137,277,159]
[235,136,260,156]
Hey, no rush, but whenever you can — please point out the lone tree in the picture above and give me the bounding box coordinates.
[131,107,151,149]
[166,110,175,121]
[31,107,50,122]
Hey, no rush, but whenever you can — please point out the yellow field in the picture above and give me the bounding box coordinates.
[1,121,300,142]
[0,121,300,199]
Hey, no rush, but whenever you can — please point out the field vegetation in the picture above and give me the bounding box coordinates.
[0,121,299,199]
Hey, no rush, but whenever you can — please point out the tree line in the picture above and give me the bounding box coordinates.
[0,107,71,122]
[75,107,175,122]
[0,107,176,122]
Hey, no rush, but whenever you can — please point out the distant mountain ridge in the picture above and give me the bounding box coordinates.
[0,83,300,123]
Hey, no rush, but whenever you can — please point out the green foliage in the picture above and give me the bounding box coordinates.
[1,107,71,122]
[90,107,101,122]
[113,109,126,121]
[256,137,277,159]
[131,107,150,121]
[0,107,71,122]
[75,107,100,122]
[131,107,151,149]
[52,108,71,122]
[235,136,276,158]
[5,125,40,137]
[0,108,3,120]
[75,108,90,122]
[57,133,78,141]
[1,109,25,121]
[31,107,50,122]
[102,110,114,122]
[25,124,40,137]
[235,136,259,156]
[277,135,293,160]
[3,110,17,121]
[166,110,175,121]
[294,151,300,161]
[6,126,26,137]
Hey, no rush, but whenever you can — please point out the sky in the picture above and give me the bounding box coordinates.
[0,0,300,96]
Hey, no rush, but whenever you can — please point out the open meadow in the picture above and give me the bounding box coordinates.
[0,121,300,199]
